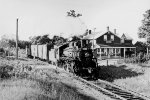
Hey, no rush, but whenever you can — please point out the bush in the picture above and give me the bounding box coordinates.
[0,65,14,79]
[0,48,4,52]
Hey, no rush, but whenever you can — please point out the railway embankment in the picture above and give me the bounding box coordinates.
[1,56,150,100]
[0,57,113,100]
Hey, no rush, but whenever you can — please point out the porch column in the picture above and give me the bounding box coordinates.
[108,48,110,58]
[124,48,126,58]
[134,48,136,56]
[105,48,107,56]
[100,48,101,59]
[115,48,117,57]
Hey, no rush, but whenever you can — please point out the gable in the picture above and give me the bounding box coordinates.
[121,33,133,40]
[121,34,126,39]
[96,31,121,45]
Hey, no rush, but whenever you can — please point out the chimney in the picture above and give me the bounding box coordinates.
[89,30,92,35]
[114,29,116,34]
[107,26,109,32]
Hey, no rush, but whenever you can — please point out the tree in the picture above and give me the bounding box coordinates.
[67,10,88,37]
[30,36,41,44]
[67,10,82,18]
[0,34,30,50]
[37,34,51,44]
[138,9,150,43]
[52,35,66,45]
[29,34,66,46]
[134,41,147,53]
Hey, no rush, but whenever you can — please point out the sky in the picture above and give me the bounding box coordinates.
[0,0,150,43]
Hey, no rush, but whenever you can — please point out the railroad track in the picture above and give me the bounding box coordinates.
[75,77,150,100]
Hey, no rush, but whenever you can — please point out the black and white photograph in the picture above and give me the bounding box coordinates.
[0,0,150,100]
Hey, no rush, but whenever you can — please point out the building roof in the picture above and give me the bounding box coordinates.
[109,31,121,39]
[122,33,133,40]
[82,31,104,40]
[83,31,121,40]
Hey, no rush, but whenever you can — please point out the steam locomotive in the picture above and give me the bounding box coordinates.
[27,40,99,79]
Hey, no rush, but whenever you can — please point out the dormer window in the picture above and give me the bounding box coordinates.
[111,35,114,41]
[121,39,124,43]
[104,35,107,41]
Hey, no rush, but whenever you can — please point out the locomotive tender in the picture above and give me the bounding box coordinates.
[27,40,99,79]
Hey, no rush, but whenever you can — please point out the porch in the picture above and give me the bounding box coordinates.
[95,47,136,60]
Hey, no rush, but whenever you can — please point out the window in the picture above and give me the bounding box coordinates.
[111,35,114,41]
[101,48,104,55]
[121,39,124,43]
[106,40,111,43]
[101,48,104,53]
[104,35,107,41]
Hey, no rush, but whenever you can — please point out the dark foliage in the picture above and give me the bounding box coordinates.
[52,35,67,45]
[0,65,14,79]
[134,41,147,53]
[30,34,67,46]
[0,48,4,52]
[18,40,31,49]
[138,9,150,41]
[37,34,52,44]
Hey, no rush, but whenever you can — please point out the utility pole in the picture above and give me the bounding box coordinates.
[16,18,19,59]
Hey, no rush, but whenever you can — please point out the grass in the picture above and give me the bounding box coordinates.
[0,76,97,100]
[113,62,150,97]
[3,53,150,99]
[0,57,97,100]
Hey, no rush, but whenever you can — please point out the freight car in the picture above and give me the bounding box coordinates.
[27,41,99,79]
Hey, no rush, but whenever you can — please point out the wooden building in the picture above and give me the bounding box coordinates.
[82,27,136,59]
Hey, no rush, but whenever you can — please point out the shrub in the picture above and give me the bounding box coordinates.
[0,65,13,79]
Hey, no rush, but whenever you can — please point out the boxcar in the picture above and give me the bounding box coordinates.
[38,45,43,59]
[42,44,49,60]
[49,49,57,64]
[31,45,38,58]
